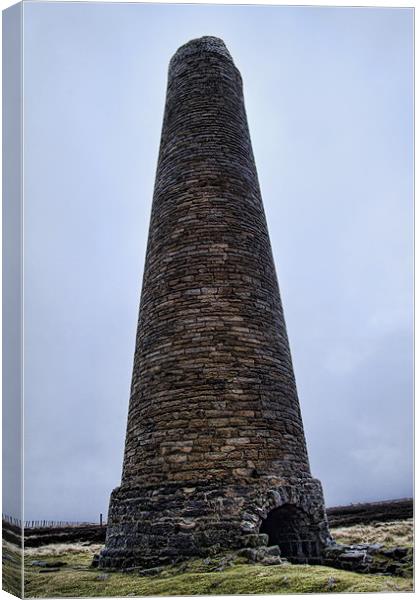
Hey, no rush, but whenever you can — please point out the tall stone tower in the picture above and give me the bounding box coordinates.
[99,36,330,570]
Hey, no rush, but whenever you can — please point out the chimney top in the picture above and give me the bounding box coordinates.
[169,36,234,72]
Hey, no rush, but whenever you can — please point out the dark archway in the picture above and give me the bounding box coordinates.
[259,504,321,562]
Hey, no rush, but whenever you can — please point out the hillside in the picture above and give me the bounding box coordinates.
[2,499,414,597]
[8,519,414,596]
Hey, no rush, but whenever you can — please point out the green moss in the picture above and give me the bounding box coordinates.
[23,553,413,598]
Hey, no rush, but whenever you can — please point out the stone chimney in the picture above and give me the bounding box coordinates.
[99,36,330,570]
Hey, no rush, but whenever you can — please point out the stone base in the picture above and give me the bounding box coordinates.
[98,476,331,569]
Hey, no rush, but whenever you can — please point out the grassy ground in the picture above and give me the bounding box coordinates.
[2,541,23,597]
[332,519,413,548]
[15,519,415,597]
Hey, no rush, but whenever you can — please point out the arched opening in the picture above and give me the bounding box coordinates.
[259,504,321,562]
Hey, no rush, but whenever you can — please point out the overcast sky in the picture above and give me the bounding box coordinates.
[21,2,413,521]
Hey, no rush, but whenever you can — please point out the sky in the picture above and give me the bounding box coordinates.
[20,2,413,521]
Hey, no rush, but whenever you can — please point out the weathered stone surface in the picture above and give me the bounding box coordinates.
[322,543,412,576]
[236,544,285,566]
[236,548,258,562]
[265,545,281,557]
[98,35,330,570]
[260,556,284,566]
[241,534,269,548]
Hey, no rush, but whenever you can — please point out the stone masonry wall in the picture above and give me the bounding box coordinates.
[122,36,311,487]
[100,478,329,569]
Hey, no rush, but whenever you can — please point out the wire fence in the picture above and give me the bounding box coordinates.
[2,514,107,529]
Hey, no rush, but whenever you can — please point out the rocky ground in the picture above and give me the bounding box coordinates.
[2,518,413,597]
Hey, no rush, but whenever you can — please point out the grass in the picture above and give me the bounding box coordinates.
[11,519,414,597]
[23,560,413,597]
[2,541,23,597]
[24,543,104,558]
[332,519,413,548]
